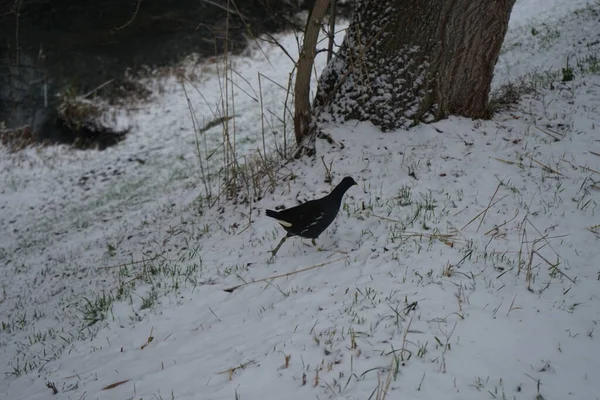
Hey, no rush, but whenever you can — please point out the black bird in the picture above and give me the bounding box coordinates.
[265,176,358,256]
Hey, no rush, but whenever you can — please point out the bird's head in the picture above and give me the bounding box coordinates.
[340,176,358,188]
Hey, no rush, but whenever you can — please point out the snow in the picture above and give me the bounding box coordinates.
[496,0,600,88]
[1,0,600,399]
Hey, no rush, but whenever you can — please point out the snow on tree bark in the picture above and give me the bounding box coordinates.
[313,0,516,131]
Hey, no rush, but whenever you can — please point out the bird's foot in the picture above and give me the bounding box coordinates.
[303,240,320,250]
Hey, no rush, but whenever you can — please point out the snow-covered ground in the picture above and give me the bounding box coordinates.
[1,0,600,399]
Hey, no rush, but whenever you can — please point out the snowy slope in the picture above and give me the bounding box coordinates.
[496,0,600,86]
[1,1,600,399]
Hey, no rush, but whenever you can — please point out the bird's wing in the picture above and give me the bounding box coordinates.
[278,199,325,228]
[300,210,326,235]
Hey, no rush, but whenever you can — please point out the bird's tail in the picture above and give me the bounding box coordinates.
[265,209,279,218]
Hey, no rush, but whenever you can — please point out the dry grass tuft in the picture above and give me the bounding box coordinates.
[0,123,38,152]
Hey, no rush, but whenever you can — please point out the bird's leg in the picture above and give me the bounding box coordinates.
[271,235,289,257]
[311,239,317,247]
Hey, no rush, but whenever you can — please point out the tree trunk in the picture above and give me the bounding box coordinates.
[293,0,330,157]
[313,0,516,131]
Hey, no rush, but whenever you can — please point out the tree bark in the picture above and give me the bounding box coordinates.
[313,0,516,131]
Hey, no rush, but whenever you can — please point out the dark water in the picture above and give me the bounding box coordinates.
[0,0,347,142]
